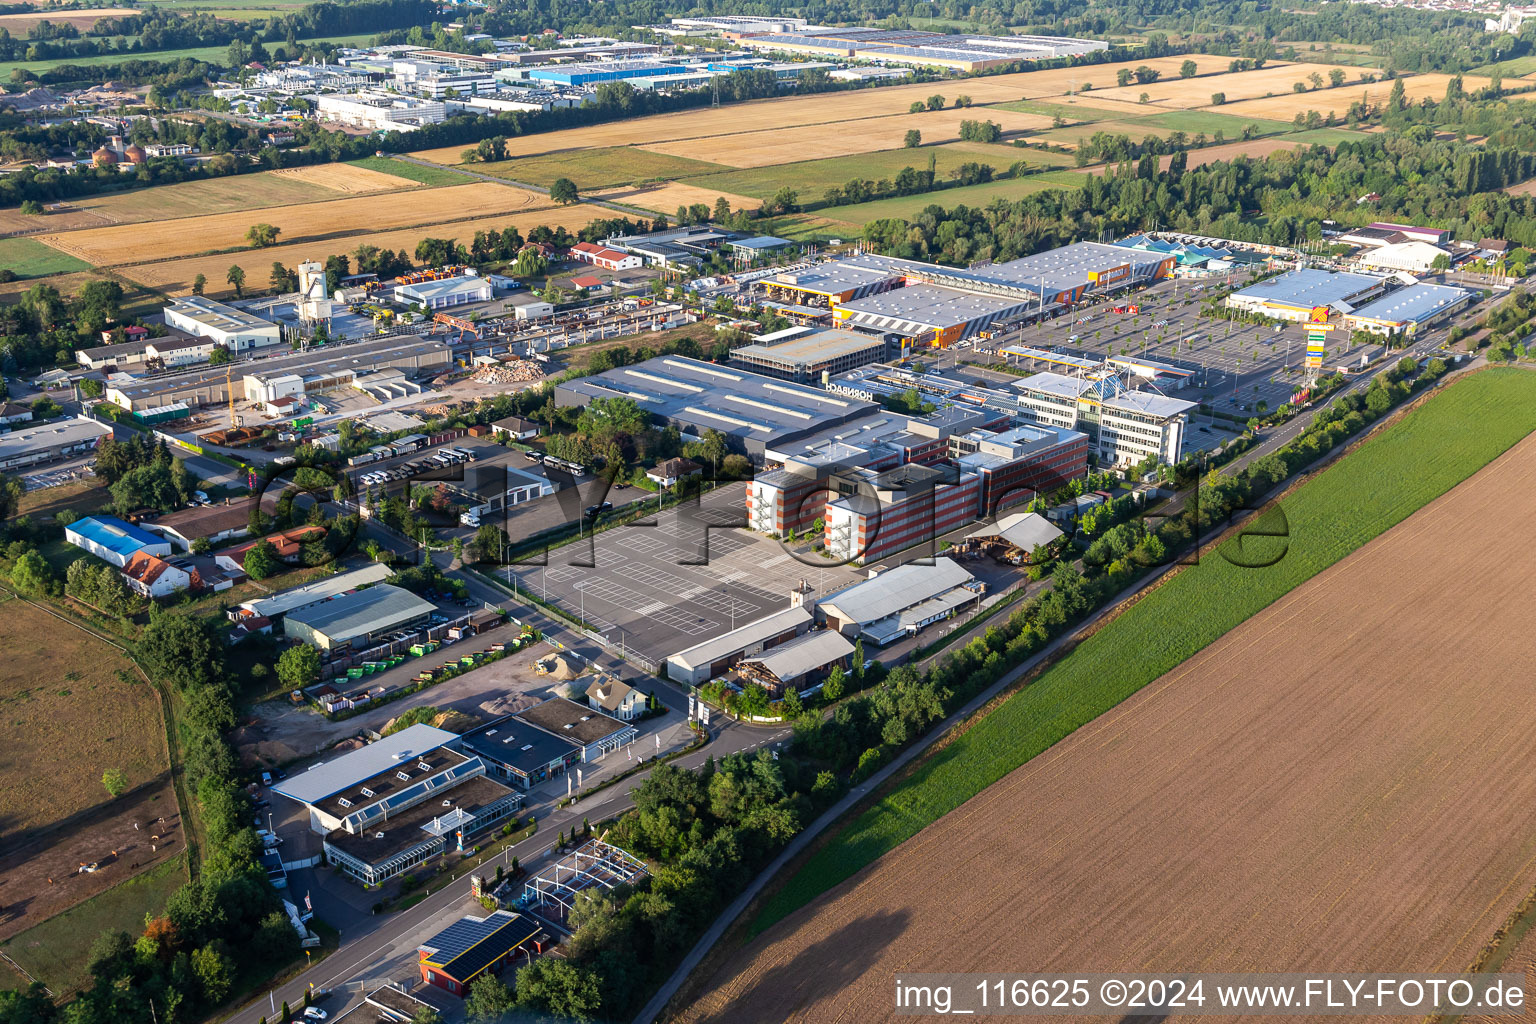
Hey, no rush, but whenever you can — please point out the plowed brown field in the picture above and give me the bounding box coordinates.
[685,429,1536,1024]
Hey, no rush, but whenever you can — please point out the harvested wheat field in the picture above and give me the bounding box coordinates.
[121,202,604,294]
[267,161,423,193]
[40,180,550,267]
[0,6,135,31]
[1088,62,1368,108]
[685,430,1536,1024]
[1211,72,1492,121]
[643,108,1054,168]
[597,181,762,214]
[411,55,1236,164]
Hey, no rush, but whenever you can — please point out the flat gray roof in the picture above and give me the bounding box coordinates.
[1347,283,1471,325]
[820,557,975,626]
[771,254,909,296]
[1229,268,1385,311]
[555,355,878,451]
[285,583,436,644]
[730,328,885,368]
[168,295,277,332]
[0,416,111,458]
[109,336,448,402]
[515,698,631,745]
[1015,371,1196,419]
[240,563,395,619]
[836,283,1033,335]
[271,723,458,805]
[667,605,812,669]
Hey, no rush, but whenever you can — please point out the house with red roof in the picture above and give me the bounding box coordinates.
[569,241,641,271]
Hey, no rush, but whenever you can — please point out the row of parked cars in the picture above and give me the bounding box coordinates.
[357,446,478,488]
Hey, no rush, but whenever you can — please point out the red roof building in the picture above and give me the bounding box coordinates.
[569,241,642,272]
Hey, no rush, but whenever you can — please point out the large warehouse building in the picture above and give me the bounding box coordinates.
[761,244,1175,349]
[164,296,282,353]
[728,327,891,383]
[1342,282,1472,336]
[272,724,523,886]
[731,26,1105,72]
[0,416,112,471]
[283,584,437,651]
[554,355,880,457]
[106,336,452,412]
[1225,268,1388,322]
[818,557,984,644]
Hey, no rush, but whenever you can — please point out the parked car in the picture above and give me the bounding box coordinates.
[302,1008,328,1022]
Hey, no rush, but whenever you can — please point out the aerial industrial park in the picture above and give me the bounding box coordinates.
[1,0,1536,1022]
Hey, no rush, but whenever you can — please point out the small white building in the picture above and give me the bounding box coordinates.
[121,551,193,598]
[514,301,555,321]
[394,275,492,310]
[65,515,174,568]
[164,296,281,353]
[1354,240,1452,275]
[145,334,218,367]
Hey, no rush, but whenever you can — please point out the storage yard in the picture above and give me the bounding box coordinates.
[682,389,1536,1024]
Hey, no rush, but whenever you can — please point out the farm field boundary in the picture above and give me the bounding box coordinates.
[753,366,1536,933]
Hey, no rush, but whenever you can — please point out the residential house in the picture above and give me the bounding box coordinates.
[585,677,646,721]
[215,525,326,574]
[121,550,193,598]
[646,457,703,488]
[489,415,538,441]
[0,402,34,429]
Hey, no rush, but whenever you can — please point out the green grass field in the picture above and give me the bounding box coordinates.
[0,236,92,278]
[1139,109,1294,137]
[142,0,311,16]
[824,169,1086,224]
[680,142,1070,201]
[1469,54,1536,77]
[348,155,468,187]
[0,30,376,78]
[1284,126,1375,146]
[1,855,188,994]
[473,147,728,190]
[753,367,1536,934]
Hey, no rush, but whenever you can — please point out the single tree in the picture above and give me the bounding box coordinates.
[102,768,128,797]
[277,644,320,690]
[903,128,921,148]
[243,539,281,580]
[549,177,579,204]
[192,273,207,295]
[245,223,280,247]
[1180,59,1198,78]
[226,264,246,298]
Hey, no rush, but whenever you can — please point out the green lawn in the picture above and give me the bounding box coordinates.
[348,155,469,187]
[824,169,1085,224]
[0,237,92,279]
[1469,54,1536,77]
[1,855,189,994]
[1139,109,1294,137]
[680,142,1068,201]
[472,147,728,190]
[0,31,377,79]
[754,367,1536,934]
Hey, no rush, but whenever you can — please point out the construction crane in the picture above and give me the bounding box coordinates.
[224,365,241,428]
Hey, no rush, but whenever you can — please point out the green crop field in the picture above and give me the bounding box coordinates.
[680,142,1071,201]
[472,147,728,190]
[824,169,1086,224]
[349,155,468,187]
[142,0,312,16]
[0,31,376,78]
[1,855,188,994]
[0,236,92,278]
[1140,109,1293,136]
[754,368,1536,934]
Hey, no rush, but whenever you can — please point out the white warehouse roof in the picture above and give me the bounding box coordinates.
[820,557,975,627]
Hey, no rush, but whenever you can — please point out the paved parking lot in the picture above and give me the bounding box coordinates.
[498,488,864,662]
[972,273,1386,415]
